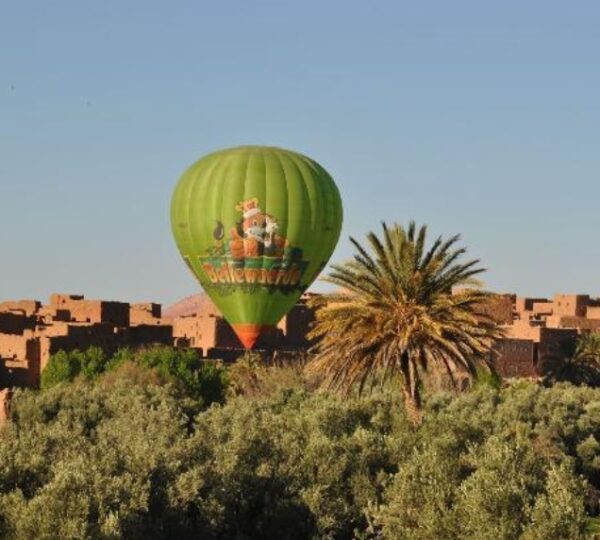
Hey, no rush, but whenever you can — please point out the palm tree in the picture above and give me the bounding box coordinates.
[546,332,600,386]
[307,221,503,425]
[574,332,600,363]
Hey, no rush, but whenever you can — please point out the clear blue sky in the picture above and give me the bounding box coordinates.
[1,1,599,306]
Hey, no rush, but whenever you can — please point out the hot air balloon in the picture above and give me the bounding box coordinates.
[171,146,343,349]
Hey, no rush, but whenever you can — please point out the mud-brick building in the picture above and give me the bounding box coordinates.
[0,300,41,316]
[491,327,578,379]
[483,292,600,379]
[0,291,317,389]
[171,294,316,361]
[0,331,40,387]
[0,312,36,335]
[514,294,600,331]
[0,294,173,389]
[492,339,537,378]
[45,294,130,326]
[475,293,515,326]
[130,303,163,325]
[2,289,600,392]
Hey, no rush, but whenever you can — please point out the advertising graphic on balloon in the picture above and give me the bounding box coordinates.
[171,146,343,349]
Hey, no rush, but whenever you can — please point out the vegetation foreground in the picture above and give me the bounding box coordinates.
[3,222,600,539]
[1,348,600,539]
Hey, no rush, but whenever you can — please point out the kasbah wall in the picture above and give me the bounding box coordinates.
[2,290,600,419]
[0,293,316,405]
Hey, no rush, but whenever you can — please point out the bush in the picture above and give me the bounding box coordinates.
[40,347,110,389]
[521,462,587,540]
[0,379,191,539]
[227,352,307,398]
[4,371,600,538]
[40,346,228,407]
[40,346,110,389]
[133,346,228,404]
[39,349,82,389]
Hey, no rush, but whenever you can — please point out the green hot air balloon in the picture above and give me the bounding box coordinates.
[171,146,343,349]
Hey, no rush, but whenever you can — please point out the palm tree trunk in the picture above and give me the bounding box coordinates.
[402,386,422,426]
[399,354,422,426]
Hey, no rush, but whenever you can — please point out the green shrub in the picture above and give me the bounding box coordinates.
[5,371,600,539]
[134,346,228,404]
[376,443,463,540]
[521,462,587,540]
[41,346,228,407]
[40,349,80,389]
[41,346,111,389]
[0,379,191,539]
[453,436,545,540]
[227,352,307,398]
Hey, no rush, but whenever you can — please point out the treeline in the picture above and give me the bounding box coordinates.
[0,347,599,539]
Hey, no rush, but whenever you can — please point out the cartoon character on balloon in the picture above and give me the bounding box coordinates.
[225,198,294,260]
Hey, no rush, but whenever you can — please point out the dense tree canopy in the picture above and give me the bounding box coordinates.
[1,357,599,539]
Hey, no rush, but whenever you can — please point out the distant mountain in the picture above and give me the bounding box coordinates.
[163,293,220,319]
[164,290,321,319]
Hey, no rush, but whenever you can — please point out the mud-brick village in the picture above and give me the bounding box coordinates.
[2,290,600,419]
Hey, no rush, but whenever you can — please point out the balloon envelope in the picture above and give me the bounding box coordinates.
[171,146,343,349]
